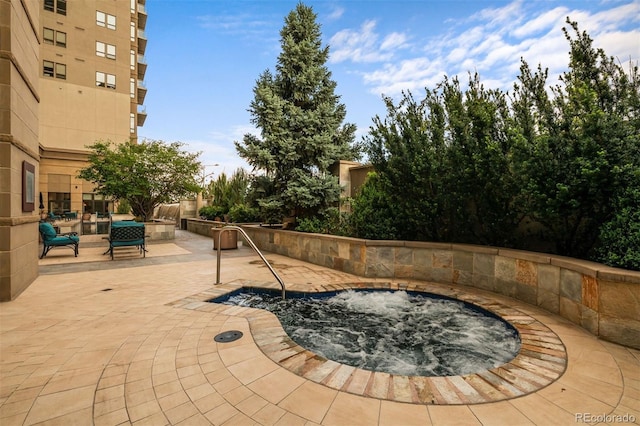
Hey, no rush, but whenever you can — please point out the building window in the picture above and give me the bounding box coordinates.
[96,11,116,30]
[44,0,65,15]
[56,31,67,47]
[44,28,54,44]
[130,0,136,14]
[130,50,136,70]
[130,22,136,41]
[57,0,66,15]
[130,113,135,133]
[96,41,116,59]
[83,193,112,215]
[43,61,54,77]
[96,71,116,89]
[130,78,135,98]
[45,28,66,47]
[55,63,66,79]
[48,192,71,214]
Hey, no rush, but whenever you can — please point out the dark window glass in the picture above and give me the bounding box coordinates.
[57,0,66,15]
[44,0,54,12]
[43,61,54,77]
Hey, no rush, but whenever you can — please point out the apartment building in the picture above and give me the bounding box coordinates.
[0,0,147,300]
[40,0,147,216]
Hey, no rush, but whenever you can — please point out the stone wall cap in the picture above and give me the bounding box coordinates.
[597,267,640,284]
[406,241,453,250]
[498,248,551,264]
[550,255,600,277]
[365,239,405,247]
[451,243,498,255]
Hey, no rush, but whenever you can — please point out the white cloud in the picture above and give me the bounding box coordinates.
[330,20,408,63]
[380,32,409,51]
[511,7,569,38]
[353,0,639,98]
[325,5,344,22]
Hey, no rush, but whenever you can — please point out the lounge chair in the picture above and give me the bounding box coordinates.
[39,222,79,258]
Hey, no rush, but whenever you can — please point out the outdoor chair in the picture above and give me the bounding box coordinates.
[105,221,147,260]
[39,221,79,259]
[47,211,62,222]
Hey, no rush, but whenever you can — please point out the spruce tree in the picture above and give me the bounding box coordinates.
[235,2,357,223]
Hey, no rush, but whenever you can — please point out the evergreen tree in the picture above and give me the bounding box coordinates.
[235,2,357,223]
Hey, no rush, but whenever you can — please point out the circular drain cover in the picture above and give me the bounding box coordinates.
[214,330,243,343]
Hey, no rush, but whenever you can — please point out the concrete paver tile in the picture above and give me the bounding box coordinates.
[379,400,431,426]
[164,401,200,424]
[278,380,337,424]
[127,399,163,423]
[469,400,535,425]
[247,368,305,405]
[23,385,94,425]
[427,405,481,426]
[321,391,380,426]
[204,401,240,425]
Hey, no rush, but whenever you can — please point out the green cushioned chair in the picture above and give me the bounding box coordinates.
[39,222,79,259]
[106,221,146,260]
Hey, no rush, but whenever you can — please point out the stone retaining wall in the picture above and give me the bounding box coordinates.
[240,225,640,349]
[143,222,175,240]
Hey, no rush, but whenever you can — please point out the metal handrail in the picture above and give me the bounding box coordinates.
[215,225,286,299]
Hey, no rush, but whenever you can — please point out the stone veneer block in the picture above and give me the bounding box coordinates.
[472,274,496,292]
[474,253,495,276]
[516,260,538,286]
[431,267,453,284]
[347,244,362,263]
[598,315,640,350]
[413,249,433,268]
[495,278,517,298]
[394,264,413,279]
[537,289,560,313]
[495,257,516,282]
[365,247,394,277]
[395,247,413,266]
[537,264,560,295]
[432,251,452,269]
[559,269,582,302]
[579,305,598,335]
[598,280,640,321]
[453,269,473,286]
[515,281,537,306]
[559,297,581,325]
[453,251,473,272]
[581,275,598,311]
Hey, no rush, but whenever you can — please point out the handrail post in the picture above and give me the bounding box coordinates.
[214,225,286,299]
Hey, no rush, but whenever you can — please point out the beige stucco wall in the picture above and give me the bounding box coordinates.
[239,225,640,350]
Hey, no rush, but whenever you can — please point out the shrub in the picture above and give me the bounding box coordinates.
[228,204,261,223]
[199,205,227,221]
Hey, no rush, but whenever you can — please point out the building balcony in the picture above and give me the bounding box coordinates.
[137,54,147,80]
[137,3,147,30]
[137,107,147,127]
[137,29,147,55]
[137,80,147,104]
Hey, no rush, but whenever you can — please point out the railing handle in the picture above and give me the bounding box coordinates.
[215,225,286,299]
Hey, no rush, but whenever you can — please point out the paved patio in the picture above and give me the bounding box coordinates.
[1,230,638,425]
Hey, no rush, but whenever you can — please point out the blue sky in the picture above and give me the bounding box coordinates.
[139,0,639,176]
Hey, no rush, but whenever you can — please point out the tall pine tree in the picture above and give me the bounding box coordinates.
[235,3,357,223]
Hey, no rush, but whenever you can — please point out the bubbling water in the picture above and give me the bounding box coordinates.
[222,289,520,376]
